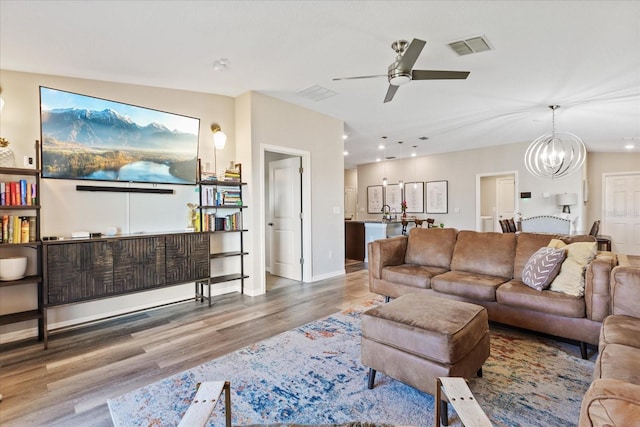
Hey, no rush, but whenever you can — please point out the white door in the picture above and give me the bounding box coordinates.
[344,186,356,219]
[603,173,640,255]
[496,177,515,229]
[269,157,302,280]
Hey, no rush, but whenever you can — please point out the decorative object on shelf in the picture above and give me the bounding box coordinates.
[556,193,578,213]
[0,137,16,167]
[187,203,198,230]
[0,256,27,281]
[211,124,227,149]
[524,105,586,179]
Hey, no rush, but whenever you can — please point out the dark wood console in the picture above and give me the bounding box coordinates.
[42,231,210,348]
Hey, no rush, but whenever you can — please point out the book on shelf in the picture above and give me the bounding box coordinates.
[0,180,38,206]
[1,215,37,243]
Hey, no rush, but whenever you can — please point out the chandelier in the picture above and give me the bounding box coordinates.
[524,105,586,179]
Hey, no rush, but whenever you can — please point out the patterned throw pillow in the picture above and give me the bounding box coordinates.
[522,247,567,291]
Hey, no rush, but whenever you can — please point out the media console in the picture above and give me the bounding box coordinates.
[42,231,210,348]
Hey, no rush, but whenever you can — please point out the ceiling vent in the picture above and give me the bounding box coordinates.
[296,84,337,101]
[447,35,493,56]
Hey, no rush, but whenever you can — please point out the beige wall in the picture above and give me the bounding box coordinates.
[357,142,586,232]
[585,151,640,228]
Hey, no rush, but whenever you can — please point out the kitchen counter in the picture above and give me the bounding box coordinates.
[345,219,405,262]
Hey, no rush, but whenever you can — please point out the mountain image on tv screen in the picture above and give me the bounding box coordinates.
[39,87,200,185]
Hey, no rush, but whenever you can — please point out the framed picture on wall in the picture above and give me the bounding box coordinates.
[426,180,448,214]
[404,182,424,213]
[367,185,383,213]
[386,184,402,212]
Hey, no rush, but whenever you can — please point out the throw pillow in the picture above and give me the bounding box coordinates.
[548,240,597,296]
[521,247,567,291]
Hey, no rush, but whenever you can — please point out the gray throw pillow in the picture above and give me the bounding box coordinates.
[521,247,566,291]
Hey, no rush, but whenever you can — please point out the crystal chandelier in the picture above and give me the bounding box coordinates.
[524,105,586,179]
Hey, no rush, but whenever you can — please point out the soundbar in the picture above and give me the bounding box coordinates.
[75,185,174,194]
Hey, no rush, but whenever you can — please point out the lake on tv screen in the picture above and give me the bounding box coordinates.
[83,161,192,184]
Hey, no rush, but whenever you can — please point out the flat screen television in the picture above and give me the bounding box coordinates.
[39,86,200,185]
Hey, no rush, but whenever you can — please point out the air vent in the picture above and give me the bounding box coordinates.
[296,84,337,101]
[447,35,493,56]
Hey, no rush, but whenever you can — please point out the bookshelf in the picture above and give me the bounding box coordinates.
[0,166,45,348]
[196,162,248,305]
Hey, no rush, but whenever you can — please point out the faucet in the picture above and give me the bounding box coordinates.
[381,204,391,221]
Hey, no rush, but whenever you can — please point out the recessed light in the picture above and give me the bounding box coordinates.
[376,158,381,162]
[343,150,349,155]
[411,153,417,157]
[624,144,636,150]
[378,144,385,150]
[343,134,348,140]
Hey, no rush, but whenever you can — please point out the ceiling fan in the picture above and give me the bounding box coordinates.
[333,38,470,103]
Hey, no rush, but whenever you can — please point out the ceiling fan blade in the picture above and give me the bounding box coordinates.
[412,70,470,80]
[397,38,426,71]
[384,85,399,103]
[333,74,386,81]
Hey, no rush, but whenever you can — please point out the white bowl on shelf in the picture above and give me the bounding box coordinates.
[0,256,28,281]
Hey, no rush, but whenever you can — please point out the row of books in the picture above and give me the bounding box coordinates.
[201,186,242,206]
[196,212,243,232]
[1,215,37,244]
[1,180,38,206]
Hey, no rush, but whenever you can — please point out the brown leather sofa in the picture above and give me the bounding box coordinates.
[368,227,620,358]
[579,266,640,426]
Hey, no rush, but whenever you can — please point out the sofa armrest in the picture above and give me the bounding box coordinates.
[584,254,617,321]
[367,236,407,279]
[579,378,640,427]
[610,266,640,317]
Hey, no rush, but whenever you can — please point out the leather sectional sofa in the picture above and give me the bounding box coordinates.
[367,227,621,358]
[579,265,640,426]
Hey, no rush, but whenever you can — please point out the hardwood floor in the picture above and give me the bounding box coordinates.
[0,267,372,427]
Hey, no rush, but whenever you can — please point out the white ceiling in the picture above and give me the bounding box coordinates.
[1,1,639,169]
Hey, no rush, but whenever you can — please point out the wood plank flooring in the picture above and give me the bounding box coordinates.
[0,265,371,427]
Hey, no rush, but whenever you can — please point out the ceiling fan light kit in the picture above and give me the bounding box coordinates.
[333,38,470,103]
[524,105,586,180]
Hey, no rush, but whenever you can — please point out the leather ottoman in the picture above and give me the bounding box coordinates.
[361,293,490,405]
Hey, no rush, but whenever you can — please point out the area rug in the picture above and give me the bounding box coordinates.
[108,300,594,426]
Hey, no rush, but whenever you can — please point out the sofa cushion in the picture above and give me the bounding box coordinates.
[381,264,449,290]
[450,230,516,279]
[579,379,640,427]
[600,315,640,352]
[521,247,566,291]
[431,270,507,301]
[404,227,458,269]
[548,240,597,297]
[496,280,585,318]
[594,343,640,385]
[513,232,560,279]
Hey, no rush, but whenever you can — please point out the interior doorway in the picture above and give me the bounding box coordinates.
[476,171,518,232]
[261,146,312,293]
[603,172,640,255]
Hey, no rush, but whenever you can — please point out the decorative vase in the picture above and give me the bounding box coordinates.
[0,138,16,167]
[402,212,407,219]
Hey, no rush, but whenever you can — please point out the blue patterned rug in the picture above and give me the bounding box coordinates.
[108,300,594,426]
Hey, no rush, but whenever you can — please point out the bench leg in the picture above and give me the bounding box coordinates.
[580,342,588,360]
[367,368,376,389]
[440,400,448,426]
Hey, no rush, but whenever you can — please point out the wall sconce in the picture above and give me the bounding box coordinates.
[211,124,227,149]
[556,192,578,213]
